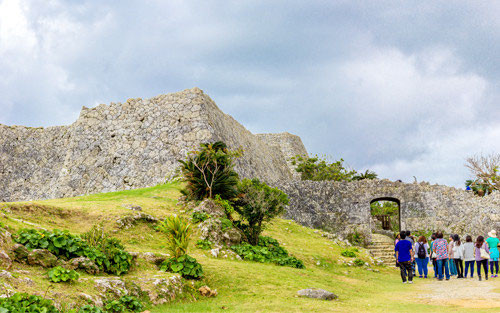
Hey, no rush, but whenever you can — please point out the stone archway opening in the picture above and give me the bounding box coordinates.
[370,197,401,233]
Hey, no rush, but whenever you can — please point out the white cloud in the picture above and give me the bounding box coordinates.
[0,0,498,188]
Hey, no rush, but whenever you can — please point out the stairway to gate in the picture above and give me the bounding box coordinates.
[368,233,396,265]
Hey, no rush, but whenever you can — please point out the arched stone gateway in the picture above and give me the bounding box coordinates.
[369,197,400,231]
[276,179,500,241]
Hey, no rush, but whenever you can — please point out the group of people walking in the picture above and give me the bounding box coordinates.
[394,230,500,283]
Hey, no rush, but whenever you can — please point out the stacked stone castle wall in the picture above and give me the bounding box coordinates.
[277,179,500,239]
[0,88,307,202]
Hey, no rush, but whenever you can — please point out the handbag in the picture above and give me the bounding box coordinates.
[480,247,490,259]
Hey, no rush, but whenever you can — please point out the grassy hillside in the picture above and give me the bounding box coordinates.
[1,182,499,312]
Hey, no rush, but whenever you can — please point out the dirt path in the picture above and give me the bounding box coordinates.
[416,276,500,309]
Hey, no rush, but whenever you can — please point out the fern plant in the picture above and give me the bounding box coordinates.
[158,215,192,258]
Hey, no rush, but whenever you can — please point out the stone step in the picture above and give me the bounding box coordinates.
[368,246,394,250]
[369,242,394,246]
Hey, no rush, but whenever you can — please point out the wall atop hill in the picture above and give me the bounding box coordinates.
[0,88,307,202]
[277,179,500,239]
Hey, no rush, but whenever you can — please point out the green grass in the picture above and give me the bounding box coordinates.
[1,182,500,312]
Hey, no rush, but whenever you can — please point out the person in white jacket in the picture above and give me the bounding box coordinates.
[452,234,465,278]
[463,235,475,278]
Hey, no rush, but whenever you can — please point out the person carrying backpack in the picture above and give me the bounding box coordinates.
[415,236,430,278]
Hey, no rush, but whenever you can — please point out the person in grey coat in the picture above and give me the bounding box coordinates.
[463,235,475,278]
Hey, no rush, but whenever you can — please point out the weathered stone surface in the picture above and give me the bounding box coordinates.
[68,257,99,274]
[12,244,29,262]
[277,179,500,239]
[195,199,242,247]
[94,278,128,298]
[256,132,307,180]
[198,286,217,297]
[137,252,168,265]
[141,276,184,305]
[209,247,242,260]
[0,88,306,202]
[123,204,142,211]
[0,229,12,249]
[297,288,337,300]
[194,199,225,218]
[222,228,242,246]
[27,249,57,268]
[116,212,159,229]
[0,251,12,269]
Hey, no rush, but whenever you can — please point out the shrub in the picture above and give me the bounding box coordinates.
[231,236,304,269]
[354,258,365,267]
[341,248,357,258]
[290,154,357,181]
[195,239,212,250]
[178,141,241,200]
[191,211,210,223]
[0,293,59,313]
[160,255,204,279]
[347,230,367,247]
[78,305,104,313]
[214,194,235,216]
[48,266,79,283]
[99,238,133,276]
[104,295,143,313]
[220,217,234,231]
[14,228,89,259]
[157,215,191,259]
[233,179,289,245]
[13,229,132,275]
[81,223,106,248]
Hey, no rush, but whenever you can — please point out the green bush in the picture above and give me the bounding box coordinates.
[231,236,304,269]
[214,194,235,216]
[291,154,357,181]
[0,293,60,313]
[160,255,204,279]
[354,258,365,267]
[179,141,241,200]
[233,179,289,245]
[48,266,79,283]
[347,230,367,247]
[104,295,143,313]
[81,223,106,248]
[13,229,132,275]
[341,248,357,258]
[191,211,210,223]
[157,215,191,259]
[220,217,234,231]
[99,238,133,276]
[195,239,212,250]
[78,305,104,313]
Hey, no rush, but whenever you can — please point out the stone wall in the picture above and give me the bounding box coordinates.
[277,179,500,239]
[0,88,307,202]
[256,133,307,179]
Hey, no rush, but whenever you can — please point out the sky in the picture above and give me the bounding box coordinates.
[0,0,499,188]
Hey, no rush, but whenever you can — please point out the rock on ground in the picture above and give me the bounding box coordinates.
[198,286,217,297]
[297,288,337,301]
[12,244,29,263]
[27,249,57,268]
[68,257,99,274]
[0,251,12,269]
